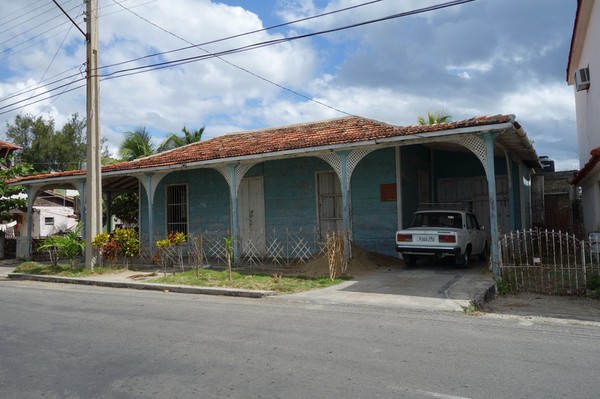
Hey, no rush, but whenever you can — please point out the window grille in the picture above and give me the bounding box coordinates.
[166,184,188,235]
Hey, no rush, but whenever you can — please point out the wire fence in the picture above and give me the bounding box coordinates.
[136,227,326,269]
[499,228,600,295]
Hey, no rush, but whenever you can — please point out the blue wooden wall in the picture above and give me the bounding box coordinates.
[351,148,397,256]
[138,145,526,259]
[139,168,230,243]
[246,157,331,232]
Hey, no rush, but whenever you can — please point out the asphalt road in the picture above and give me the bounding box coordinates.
[1,281,599,399]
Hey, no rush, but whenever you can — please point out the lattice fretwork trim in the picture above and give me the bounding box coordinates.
[140,172,168,204]
[449,135,488,173]
[317,148,375,187]
[346,148,374,185]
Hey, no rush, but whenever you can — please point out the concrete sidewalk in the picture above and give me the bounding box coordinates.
[273,266,496,312]
[2,260,496,312]
[3,260,598,324]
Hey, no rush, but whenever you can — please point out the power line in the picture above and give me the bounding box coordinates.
[98,0,475,80]
[51,0,86,38]
[109,0,388,116]
[0,0,476,117]
[0,2,81,49]
[0,0,65,32]
[2,0,386,114]
[101,0,386,73]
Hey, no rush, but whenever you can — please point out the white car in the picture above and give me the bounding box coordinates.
[395,210,487,267]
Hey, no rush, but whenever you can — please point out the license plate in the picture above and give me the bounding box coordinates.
[415,235,435,242]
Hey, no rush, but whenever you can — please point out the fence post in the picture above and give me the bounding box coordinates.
[582,238,587,291]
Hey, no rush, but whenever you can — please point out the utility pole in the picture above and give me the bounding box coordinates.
[85,0,102,269]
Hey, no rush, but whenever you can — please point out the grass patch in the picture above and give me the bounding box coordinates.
[149,269,350,294]
[14,261,127,277]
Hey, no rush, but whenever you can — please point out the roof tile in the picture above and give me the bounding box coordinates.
[9,115,514,184]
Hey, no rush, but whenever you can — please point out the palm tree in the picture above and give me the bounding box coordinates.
[417,111,452,125]
[118,126,156,161]
[158,126,205,152]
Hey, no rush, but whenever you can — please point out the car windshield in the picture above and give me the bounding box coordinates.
[410,212,462,228]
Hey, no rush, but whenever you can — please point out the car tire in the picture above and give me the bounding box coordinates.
[403,254,416,268]
[478,242,488,261]
[455,248,470,268]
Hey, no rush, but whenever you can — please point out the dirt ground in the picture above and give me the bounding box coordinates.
[296,244,401,277]
[483,292,600,323]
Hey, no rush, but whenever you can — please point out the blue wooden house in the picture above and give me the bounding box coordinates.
[11,115,540,272]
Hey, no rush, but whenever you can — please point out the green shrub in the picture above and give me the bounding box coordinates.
[495,277,510,296]
[38,230,85,269]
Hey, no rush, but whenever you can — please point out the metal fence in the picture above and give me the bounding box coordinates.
[137,227,325,269]
[499,228,600,295]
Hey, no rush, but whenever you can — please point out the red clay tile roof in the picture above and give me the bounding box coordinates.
[9,115,515,184]
[571,147,600,185]
[0,140,22,151]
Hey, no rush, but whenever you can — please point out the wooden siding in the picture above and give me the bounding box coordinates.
[255,157,331,231]
[400,145,431,226]
[140,168,231,243]
[351,148,398,256]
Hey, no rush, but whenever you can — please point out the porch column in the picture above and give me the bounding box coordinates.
[395,147,403,230]
[24,186,37,261]
[78,181,86,241]
[316,148,374,260]
[215,162,256,266]
[140,172,168,257]
[338,151,351,234]
[104,191,113,233]
[503,148,515,231]
[229,163,240,265]
[518,164,528,229]
[484,133,500,275]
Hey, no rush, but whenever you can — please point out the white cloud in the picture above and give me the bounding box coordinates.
[0,0,579,169]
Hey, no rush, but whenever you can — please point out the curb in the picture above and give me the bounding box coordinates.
[469,282,497,310]
[7,273,276,298]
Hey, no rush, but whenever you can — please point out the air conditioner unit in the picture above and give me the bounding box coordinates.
[575,67,590,91]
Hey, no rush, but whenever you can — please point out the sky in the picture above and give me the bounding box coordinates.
[0,0,579,170]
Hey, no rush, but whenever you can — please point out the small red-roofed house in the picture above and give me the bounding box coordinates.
[8,115,540,273]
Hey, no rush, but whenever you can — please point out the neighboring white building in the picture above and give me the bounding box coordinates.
[9,191,78,239]
[569,0,600,233]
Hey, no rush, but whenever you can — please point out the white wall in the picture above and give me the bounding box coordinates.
[33,207,78,238]
[574,1,600,166]
[572,1,600,233]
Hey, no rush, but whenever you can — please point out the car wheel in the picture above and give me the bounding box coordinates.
[478,242,488,261]
[455,248,470,268]
[403,254,416,268]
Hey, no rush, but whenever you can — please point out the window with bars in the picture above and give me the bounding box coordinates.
[166,184,188,235]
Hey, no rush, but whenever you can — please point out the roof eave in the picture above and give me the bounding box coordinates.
[567,0,592,84]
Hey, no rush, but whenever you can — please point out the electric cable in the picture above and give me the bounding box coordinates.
[0,0,475,116]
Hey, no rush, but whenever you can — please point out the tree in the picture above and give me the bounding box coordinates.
[111,192,139,226]
[5,113,86,172]
[417,111,452,125]
[112,126,157,228]
[118,126,156,161]
[158,126,204,152]
[0,160,33,222]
